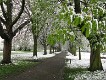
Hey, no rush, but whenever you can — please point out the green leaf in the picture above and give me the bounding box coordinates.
[69,35,75,42]
[59,13,64,20]
[83,7,89,13]
[90,0,98,3]
[93,9,98,19]
[81,22,91,37]
[86,26,90,38]
[98,7,104,17]
[73,16,81,26]
[92,20,98,33]
[81,22,87,33]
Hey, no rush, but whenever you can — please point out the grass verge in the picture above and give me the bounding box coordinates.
[63,67,87,80]
[0,61,38,80]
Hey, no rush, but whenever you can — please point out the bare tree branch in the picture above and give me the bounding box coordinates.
[11,0,25,27]
[1,2,7,20]
[0,17,6,25]
[0,19,9,40]
[13,19,30,37]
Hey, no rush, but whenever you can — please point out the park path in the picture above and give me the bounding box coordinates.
[4,51,67,80]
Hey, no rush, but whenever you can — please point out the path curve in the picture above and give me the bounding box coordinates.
[4,51,66,80]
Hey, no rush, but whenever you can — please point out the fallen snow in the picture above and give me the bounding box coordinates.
[66,52,106,69]
[66,52,106,80]
[74,70,106,80]
[66,52,90,68]
[0,51,61,62]
[11,50,61,60]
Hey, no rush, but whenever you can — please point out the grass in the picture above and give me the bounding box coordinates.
[0,61,38,80]
[0,51,3,56]
[63,67,87,80]
[0,51,32,56]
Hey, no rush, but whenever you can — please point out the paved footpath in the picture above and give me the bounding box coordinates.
[4,51,67,80]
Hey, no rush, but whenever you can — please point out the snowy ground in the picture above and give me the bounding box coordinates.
[0,50,61,64]
[65,52,106,80]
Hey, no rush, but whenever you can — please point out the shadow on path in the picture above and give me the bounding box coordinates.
[4,51,67,80]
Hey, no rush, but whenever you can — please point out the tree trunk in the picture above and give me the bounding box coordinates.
[1,39,12,64]
[57,43,61,52]
[49,45,52,54]
[33,35,37,56]
[53,47,55,53]
[88,44,103,71]
[68,42,76,56]
[72,46,76,56]
[54,47,56,52]
[74,0,81,13]
[43,44,47,55]
[79,47,81,60]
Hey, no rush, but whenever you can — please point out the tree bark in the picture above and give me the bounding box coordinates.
[0,0,28,64]
[1,39,12,64]
[69,42,76,56]
[73,0,103,71]
[43,44,47,55]
[33,35,37,56]
[53,47,55,53]
[57,43,61,52]
[88,44,103,71]
[79,47,81,60]
[49,45,52,54]
[74,0,81,13]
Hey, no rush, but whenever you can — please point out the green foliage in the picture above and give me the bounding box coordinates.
[47,28,75,46]
[0,0,7,3]
[90,0,98,3]
[31,0,57,36]
[58,0,106,51]
[72,16,82,26]
[92,20,98,33]
[47,34,56,46]
[81,22,91,37]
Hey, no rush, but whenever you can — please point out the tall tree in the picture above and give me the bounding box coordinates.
[0,0,30,64]
[59,0,106,71]
[39,26,49,55]
[30,0,57,56]
[74,0,104,71]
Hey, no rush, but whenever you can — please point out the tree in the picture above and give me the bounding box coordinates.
[59,0,106,71]
[30,0,57,56]
[68,42,76,56]
[12,26,33,51]
[39,26,49,55]
[0,0,30,64]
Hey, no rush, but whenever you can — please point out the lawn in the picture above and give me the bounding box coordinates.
[0,61,38,80]
[63,67,87,80]
[64,52,106,80]
[0,50,57,80]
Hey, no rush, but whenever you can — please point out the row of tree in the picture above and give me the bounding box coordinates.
[0,0,106,72]
[0,0,61,64]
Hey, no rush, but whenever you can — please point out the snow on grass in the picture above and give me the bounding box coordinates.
[1,50,60,65]
[66,52,90,68]
[0,50,61,62]
[11,50,61,60]
[65,52,106,80]
[74,70,106,80]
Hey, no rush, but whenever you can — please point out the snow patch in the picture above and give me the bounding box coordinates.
[66,52,106,80]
